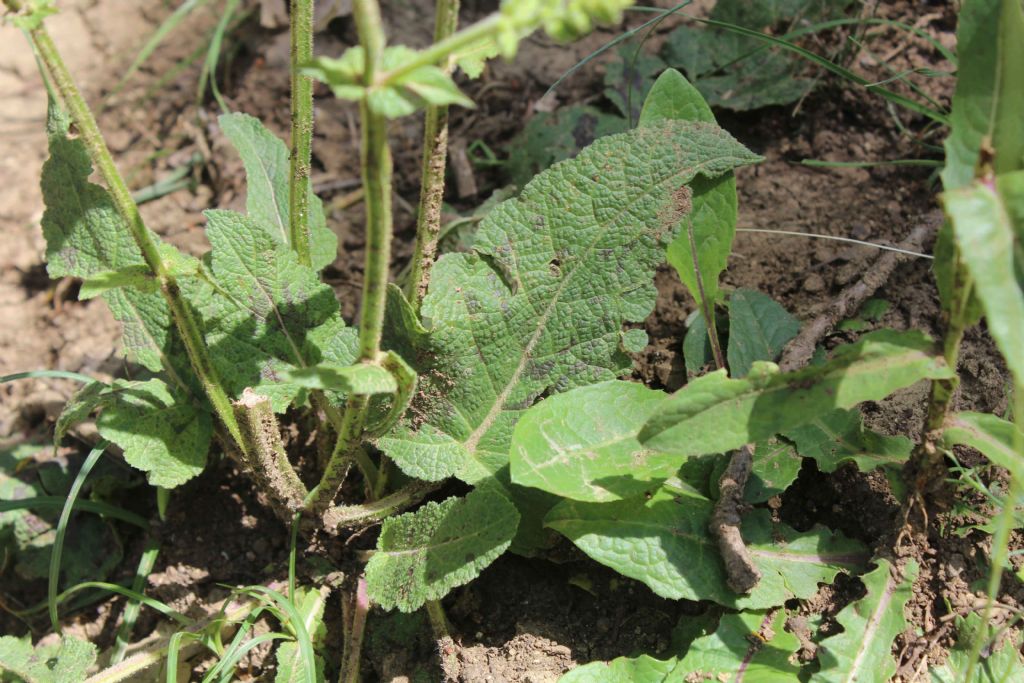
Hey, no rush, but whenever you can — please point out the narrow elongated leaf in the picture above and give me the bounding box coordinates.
[640,69,738,311]
[381,120,760,486]
[727,288,800,377]
[96,379,212,488]
[943,412,1024,480]
[784,408,912,473]
[274,586,328,683]
[510,381,671,502]
[943,171,1024,385]
[817,559,918,683]
[285,363,397,395]
[639,330,953,455]
[365,488,519,612]
[78,265,156,300]
[184,210,357,410]
[562,610,800,682]
[941,0,1024,190]
[546,486,866,608]
[219,113,337,271]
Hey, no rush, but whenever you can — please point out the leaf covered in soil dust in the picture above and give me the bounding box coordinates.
[546,485,866,608]
[639,330,954,455]
[727,288,800,377]
[561,610,800,682]
[183,210,358,412]
[783,408,912,473]
[219,112,338,271]
[366,487,519,612]
[274,586,329,683]
[641,69,739,313]
[510,380,671,503]
[0,635,96,683]
[817,558,918,683]
[929,612,1024,682]
[97,378,213,488]
[943,171,1024,386]
[379,119,760,551]
[661,0,856,111]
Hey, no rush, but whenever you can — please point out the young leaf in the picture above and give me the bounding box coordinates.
[380,119,760,489]
[929,612,1024,682]
[0,635,97,683]
[639,330,954,455]
[219,113,337,271]
[942,412,1024,480]
[185,210,358,410]
[604,45,666,121]
[510,381,671,503]
[53,381,108,449]
[546,486,866,608]
[274,586,328,683]
[943,171,1024,386]
[285,363,397,395]
[746,438,802,503]
[78,265,157,300]
[783,408,913,474]
[365,487,519,612]
[682,311,714,376]
[817,559,918,683]
[97,378,213,488]
[640,69,739,313]
[726,288,800,378]
[941,0,1024,190]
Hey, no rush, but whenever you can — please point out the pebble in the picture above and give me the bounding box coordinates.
[803,273,826,293]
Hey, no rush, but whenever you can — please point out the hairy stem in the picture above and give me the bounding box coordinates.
[340,576,370,683]
[311,0,393,512]
[11,2,244,449]
[233,389,309,516]
[323,480,441,530]
[426,599,460,679]
[288,0,314,266]
[406,0,460,311]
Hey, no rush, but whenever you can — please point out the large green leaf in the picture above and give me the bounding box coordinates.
[941,0,1024,190]
[661,0,856,111]
[562,610,800,682]
[96,378,213,488]
[184,210,358,410]
[639,330,953,455]
[219,113,337,271]
[783,408,912,473]
[546,485,866,608]
[509,380,671,503]
[365,487,519,612]
[640,69,738,312]
[0,635,96,683]
[943,171,1024,386]
[817,559,918,683]
[726,288,800,377]
[380,119,759,551]
[943,411,1024,480]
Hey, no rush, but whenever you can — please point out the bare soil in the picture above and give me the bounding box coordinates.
[1,1,1018,681]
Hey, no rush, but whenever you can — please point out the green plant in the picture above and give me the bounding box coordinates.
[2,0,1023,680]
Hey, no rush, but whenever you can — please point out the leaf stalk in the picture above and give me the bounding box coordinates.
[288,0,315,266]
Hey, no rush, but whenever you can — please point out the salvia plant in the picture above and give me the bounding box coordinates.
[0,0,1022,680]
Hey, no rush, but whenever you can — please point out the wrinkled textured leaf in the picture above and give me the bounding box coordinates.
[783,408,912,473]
[54,381,108,448]
[219,113,337,271]
[0,635,96,683]
[818,559,918,683]
[929,612,1024,682]
[661,0,856,111]
[184,210,358,410]
[285,363,397,395]
[97,378,212,488]
[274,586,328,683]
[943,171,1024,385]
[504,105,627,188]
[562,610,799,682]
[510,381,671,502]
[943,412,1024,480]
[641,69,739,311]
[727,288,800,377]
[639,330,953,455]
[546,485,866,608]
[941,0,1024,190]
[366,488,519,612]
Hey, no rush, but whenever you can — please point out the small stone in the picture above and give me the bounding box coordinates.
[803,273,826,293]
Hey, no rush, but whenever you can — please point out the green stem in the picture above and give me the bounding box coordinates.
[288,0,314,266]
[340,576,370,683]
[379,12,501,86]
[323,480,441,529]
[311,0,393,512]
[406,0,461,312]
[14,4,245,449]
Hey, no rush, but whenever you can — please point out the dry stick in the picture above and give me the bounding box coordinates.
[711,216,940,595]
